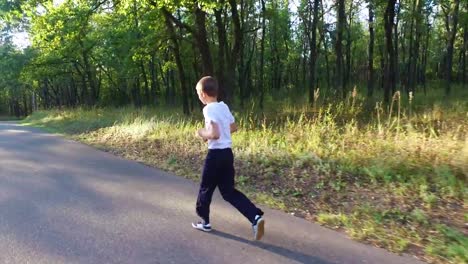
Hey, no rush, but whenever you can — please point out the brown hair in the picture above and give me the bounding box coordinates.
[197,76,218,97]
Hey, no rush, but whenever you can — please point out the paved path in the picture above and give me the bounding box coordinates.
[0,122,425,264]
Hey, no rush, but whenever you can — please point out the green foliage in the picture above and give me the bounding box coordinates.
[0,41,34,115]
[426,225,468,263]
[0,0,466,116]
[410,208,429,225]
[317,212,349,227]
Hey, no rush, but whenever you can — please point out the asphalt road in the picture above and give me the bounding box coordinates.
[0,122,425,264]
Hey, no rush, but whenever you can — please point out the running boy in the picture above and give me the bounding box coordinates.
[192,76,265,240]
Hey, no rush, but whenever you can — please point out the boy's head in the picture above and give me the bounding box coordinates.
[196,76,218,104]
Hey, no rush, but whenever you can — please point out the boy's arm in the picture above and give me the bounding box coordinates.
[230,123,238,133]
[197,121,220,140]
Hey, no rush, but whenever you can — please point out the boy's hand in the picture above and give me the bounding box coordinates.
[197,128,208,141]
[230,123,238,133]
[196,121,220,140]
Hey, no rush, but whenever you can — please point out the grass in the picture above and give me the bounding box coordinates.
[22,84,467,264]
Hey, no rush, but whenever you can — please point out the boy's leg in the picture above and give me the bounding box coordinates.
[195,152,217,224]
[218,149,263,224]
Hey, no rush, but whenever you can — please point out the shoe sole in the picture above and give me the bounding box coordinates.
[192,223,212,232]
[255,219,265,240]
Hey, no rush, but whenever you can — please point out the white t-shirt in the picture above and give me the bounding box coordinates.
[203,101,235,149]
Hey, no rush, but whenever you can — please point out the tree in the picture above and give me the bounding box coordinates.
[308,0,320,104]
[162,8,189,114]
[442,0,461,95]
[335,0,346,98]
[366,0,375,97]
[0,0,466,115]
[383,0,397,104]
[259,0,266,108]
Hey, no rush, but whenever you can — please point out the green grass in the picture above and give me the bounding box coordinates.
[22,84,467,264]
[317,206,468,262]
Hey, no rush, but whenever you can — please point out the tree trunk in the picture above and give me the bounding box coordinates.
[463,23,467,85]
[81,50,96,105]
[335,0,346,98]
[32,92,37,112]
[319,0,331,92]
[42,78,50,109]
[269,0,281,92]
[461,10,467,85]
[70,83,76,107]
[131,77,142,108]
[23,94,28,116]
[367,0,375,98]
[406,0,416,95]
[73,62,87,106]
[406,0,422,95]
[170,69,176,105]
[345,0,354,93]
[194,7,214,76]
[379,44,385,91]
[140,61,150,105]
[444,0,461,95]
[159,60,170,104]
[259,0,266,109]
[413,0,423,87]
[301,38,307,92]
[421,11,431,92]
[215,7,227,102]
[150,52,159,105]
[225,0,243,104]
[308,0,320,105]
[394,1,400,90]
[384,0,397,104]
[238,47,245,105]
[163,9,190,115]
[239,33,256,102]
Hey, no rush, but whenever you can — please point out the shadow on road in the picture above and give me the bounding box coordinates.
[210,230,336,264]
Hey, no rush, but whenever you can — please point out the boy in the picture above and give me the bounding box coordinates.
[192,76,265,240]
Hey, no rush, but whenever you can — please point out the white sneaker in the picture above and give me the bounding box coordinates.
[192,221,212,232]
[252,215,265,240]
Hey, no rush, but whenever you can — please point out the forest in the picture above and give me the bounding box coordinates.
[0,0,466,115]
